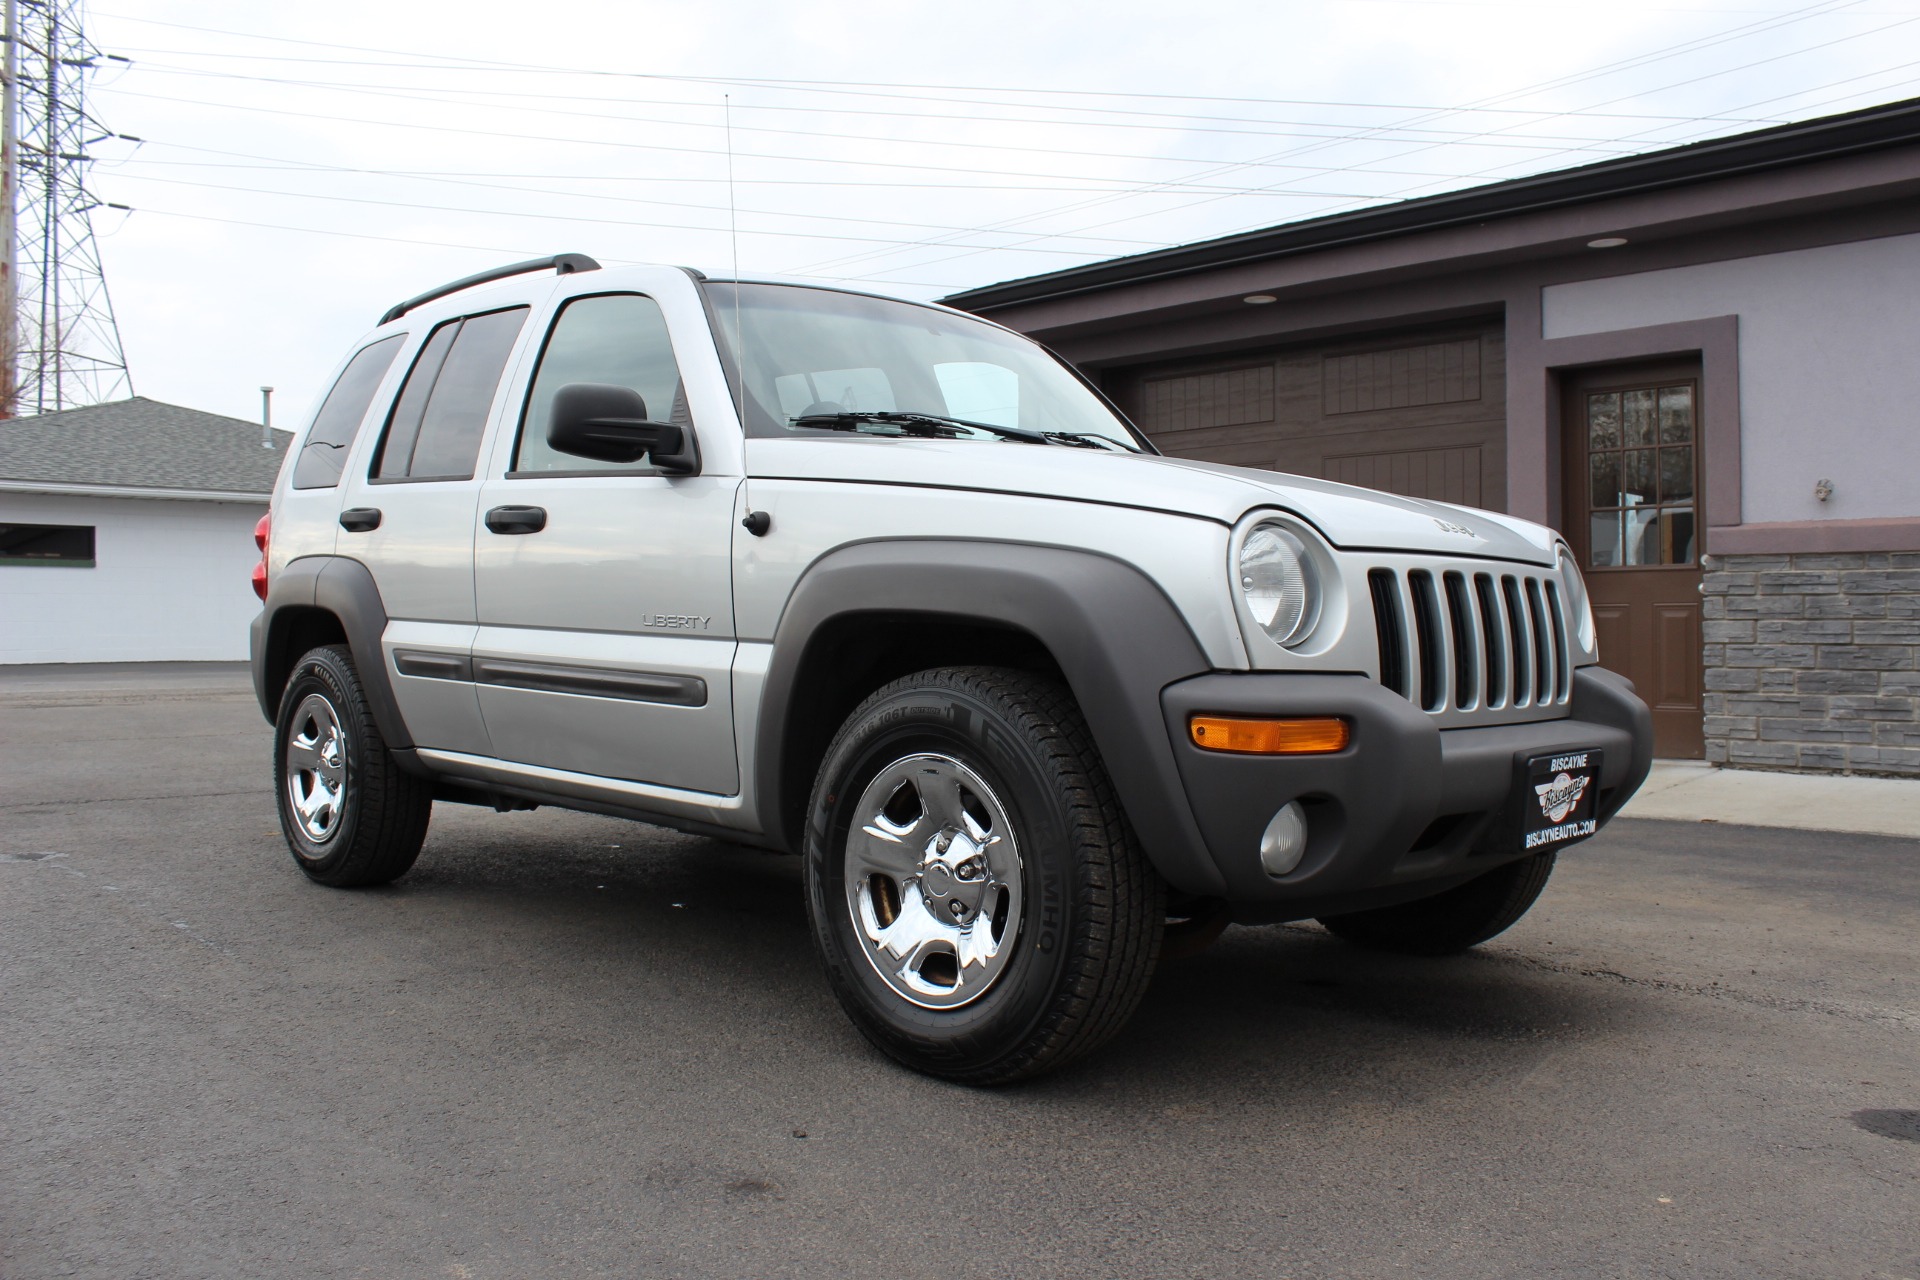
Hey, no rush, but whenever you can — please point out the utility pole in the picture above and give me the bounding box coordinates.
[2,0,19,419]
[6,0,129,416]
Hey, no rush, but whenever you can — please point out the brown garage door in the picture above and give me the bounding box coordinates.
[1105,323,1507,512]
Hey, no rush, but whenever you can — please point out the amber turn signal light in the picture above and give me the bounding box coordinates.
[1188,715,1350,755]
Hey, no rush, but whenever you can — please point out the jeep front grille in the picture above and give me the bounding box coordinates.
[1367,563,1571,724]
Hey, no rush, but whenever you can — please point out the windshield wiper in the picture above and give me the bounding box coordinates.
[1042,431,1133,452]
[790,410,1047,444]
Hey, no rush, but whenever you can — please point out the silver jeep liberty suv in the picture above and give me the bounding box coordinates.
[251,254,1653,1084]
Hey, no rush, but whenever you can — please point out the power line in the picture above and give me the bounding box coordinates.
[114,205,960,291]
[808,0,1872,280]
[100,172,1159,256]
[78,8,1819,123]
[111,57,1686,152]
[97,85,1550,186]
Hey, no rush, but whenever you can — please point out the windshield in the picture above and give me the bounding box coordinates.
[705,282,1147,450]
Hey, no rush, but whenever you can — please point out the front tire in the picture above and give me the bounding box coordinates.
[273,644,432,887]
[1317,852,1556,956]
[804,667,1163,1085]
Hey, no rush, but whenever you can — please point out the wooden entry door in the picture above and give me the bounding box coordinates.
[1563,364,1705,758]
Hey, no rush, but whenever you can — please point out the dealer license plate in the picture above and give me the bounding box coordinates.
[1521,749,1603,852]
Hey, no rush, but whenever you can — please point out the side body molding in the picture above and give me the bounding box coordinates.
[251,555,411,754]
[754,540,1229,896]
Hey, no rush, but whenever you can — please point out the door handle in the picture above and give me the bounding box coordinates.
[485,505,548,535]
[339,507,381,532]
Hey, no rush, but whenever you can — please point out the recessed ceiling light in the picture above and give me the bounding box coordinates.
[1587,236,1629,249]
[1243,294,1278,304]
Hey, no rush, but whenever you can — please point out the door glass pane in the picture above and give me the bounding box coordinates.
[1622,448,1656,504]
[1589,512,1621,568]
[294,335,405,489]
[1662,506,1696,565]
[1623,389,1656,446]
[1659,446,1694,503]
[516,294,687,474]
[409,307,529,480]
[1586,392,1620,449]
[1658,386,1693,443]
[1589,453,1620,510]
[1621,505,1660,566]
[375,321,459,479]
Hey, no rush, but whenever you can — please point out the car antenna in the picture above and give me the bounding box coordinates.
[727,93,770,539]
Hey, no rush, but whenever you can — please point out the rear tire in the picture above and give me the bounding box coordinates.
[803,666,1163,1085]
[273,644,431,888]
[1317,853,1556,956]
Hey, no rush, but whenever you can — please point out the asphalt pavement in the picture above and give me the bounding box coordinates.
[2,663,1916,1280]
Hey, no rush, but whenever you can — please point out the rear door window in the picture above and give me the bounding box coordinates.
[290,335,404,489]
[373,307,528,481]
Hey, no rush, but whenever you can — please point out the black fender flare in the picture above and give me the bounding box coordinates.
[754,539,1229,896]
[250,555,412,752]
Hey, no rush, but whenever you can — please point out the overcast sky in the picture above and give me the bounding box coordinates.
[64,0,1920,425]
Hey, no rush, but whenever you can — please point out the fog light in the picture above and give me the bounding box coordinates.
[1259,801,1309,877]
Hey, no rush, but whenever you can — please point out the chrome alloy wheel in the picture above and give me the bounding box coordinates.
[285,692,349,844]
[844,753,1023,1010]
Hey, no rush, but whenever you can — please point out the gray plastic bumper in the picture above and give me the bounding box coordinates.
[1158,666,1652,918]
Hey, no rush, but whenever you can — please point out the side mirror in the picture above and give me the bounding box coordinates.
[546,382,700,475]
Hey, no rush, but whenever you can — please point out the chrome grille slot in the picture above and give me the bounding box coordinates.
[1366,558,1573,727]
[1443,571,1476,710]
[1368,568,1409,699]
[1407,570,1446,712]
[1525,578,1552,705]
[1545,580,1571,701]
[1501,575,1532,708]
[1473,573,1507,710]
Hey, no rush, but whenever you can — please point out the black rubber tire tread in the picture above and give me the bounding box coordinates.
[274,644,432,888]
[805,666,1163,1086]
[1317,852,1557,957]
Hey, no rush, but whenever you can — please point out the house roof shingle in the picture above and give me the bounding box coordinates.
[0,397,292,496]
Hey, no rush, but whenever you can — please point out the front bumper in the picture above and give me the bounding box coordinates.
[1160,665,1652,919]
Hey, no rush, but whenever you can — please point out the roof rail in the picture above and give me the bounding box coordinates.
[378,253,601,325]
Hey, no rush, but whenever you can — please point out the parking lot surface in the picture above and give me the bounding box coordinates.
[3,664,1916,1279]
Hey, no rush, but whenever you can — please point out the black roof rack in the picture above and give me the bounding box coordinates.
[379,253,600,325]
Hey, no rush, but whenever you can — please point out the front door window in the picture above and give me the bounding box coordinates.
[1585,384,1696,569]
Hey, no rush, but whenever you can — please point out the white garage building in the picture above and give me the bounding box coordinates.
[1,398,291,664]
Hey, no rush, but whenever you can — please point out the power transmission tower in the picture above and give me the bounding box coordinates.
[1,0,132,417]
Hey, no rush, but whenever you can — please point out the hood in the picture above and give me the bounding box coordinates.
[749,437,1559,565]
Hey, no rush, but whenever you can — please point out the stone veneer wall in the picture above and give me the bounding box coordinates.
[1701,552,1920,776]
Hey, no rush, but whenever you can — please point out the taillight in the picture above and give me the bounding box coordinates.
[251,511,271,601]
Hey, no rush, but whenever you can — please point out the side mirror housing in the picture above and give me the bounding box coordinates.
[546,382,700,475]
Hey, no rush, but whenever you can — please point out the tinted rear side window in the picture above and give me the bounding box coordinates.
[290,335,404,489]
[374,306,528,481]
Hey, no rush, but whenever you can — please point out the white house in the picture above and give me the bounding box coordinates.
[0,398,292,663]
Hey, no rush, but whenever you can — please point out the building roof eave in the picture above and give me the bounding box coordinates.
[0,478,271,504]
[943,96,1920,313]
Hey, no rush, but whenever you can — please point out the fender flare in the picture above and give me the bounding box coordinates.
[251,555,412,752]
[754,539,1229,896]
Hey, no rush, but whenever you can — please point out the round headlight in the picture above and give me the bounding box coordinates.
[1556,543,1597,653]
[1239,524,1319,647]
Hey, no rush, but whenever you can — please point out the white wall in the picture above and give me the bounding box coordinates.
[1,491,266,663]
[1542,232,1920,525]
